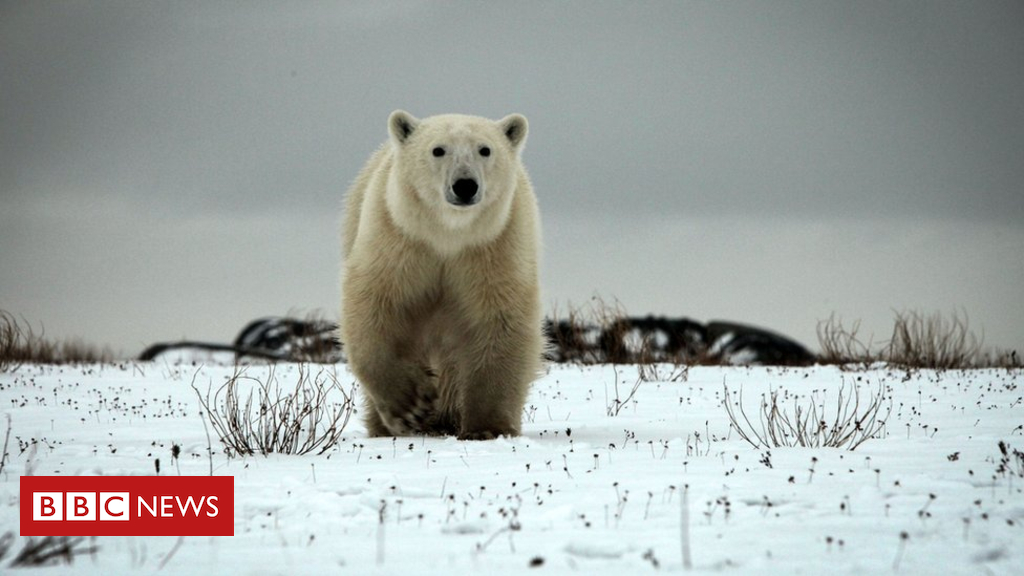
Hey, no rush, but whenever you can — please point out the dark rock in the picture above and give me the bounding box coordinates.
[140,315,814,366]
[600,315,708,363]
[139,317,342,363]
[544,316,815,365]
[233,317,341,362]
[705,321,816,366]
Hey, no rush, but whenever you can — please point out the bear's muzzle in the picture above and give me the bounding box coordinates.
[450,178,480,206]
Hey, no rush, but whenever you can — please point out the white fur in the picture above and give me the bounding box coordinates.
[341,111,542,439]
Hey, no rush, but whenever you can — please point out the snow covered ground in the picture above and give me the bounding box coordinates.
[1,361,1021,574]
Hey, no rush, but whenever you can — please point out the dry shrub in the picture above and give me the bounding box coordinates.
[818,309,1018,370]
[723,380,891,450]
[546,297,695,366]
[0,311,22,372]
[816,313,876,367]
[996,441,1024,479]
[547,297,635,363]
[192,364,356,456]
[883,310,981,369]
[637,361,689,383]
[0,533,98,568]
[287,310,343,363]
[979,349,1021,370]
[590,298,642,364]
[0,311,113,369]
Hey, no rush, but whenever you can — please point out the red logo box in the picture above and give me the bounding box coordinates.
[21,476,233,536]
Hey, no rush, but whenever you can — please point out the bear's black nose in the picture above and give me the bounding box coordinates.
[452,178,479,203]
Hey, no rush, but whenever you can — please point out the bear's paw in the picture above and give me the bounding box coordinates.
[377,385,438,435]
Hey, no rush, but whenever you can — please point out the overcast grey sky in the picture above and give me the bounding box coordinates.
[2,1,1022,356]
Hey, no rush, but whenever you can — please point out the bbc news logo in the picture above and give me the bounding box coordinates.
[32,491,132,521]
[21,476,233,536]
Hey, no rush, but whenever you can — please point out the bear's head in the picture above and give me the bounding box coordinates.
[384,110,528,250]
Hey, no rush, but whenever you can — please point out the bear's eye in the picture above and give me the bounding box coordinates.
[432,147,446,158]
[479,146,491,157]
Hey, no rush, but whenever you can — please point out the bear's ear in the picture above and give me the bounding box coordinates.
[388,110,419,145]
[499,113,528,151]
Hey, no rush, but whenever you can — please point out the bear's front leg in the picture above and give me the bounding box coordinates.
[343,299,439,437]
[456,314,538,440]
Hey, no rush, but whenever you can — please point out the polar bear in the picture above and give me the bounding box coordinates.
[341,110,543,440]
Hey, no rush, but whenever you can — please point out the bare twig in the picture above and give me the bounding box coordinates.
[0,414,11,475]
[606,370,643,417]
[157,536,185,570]
[193,364,355,456]
[723,381,891,451]
[680,484,692,570]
